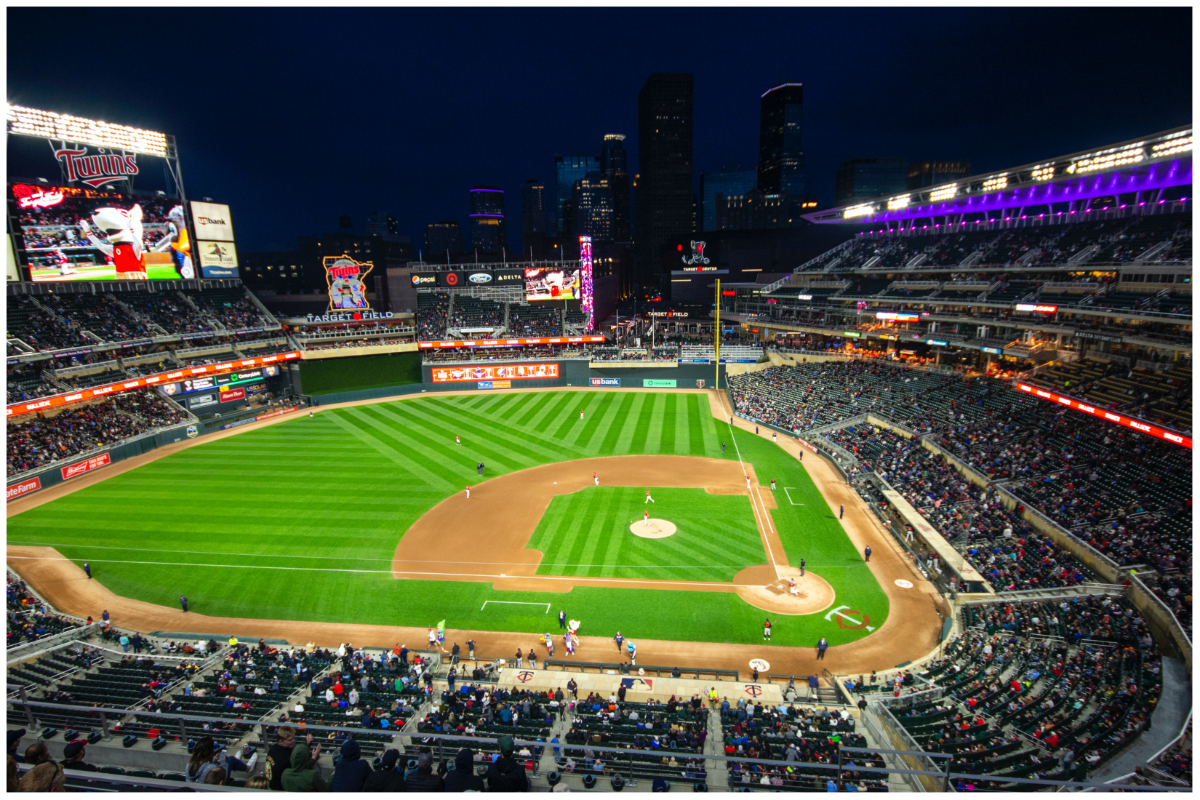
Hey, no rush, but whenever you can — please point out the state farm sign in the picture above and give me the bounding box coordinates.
[60,452,112,480]
[6,477,41,500]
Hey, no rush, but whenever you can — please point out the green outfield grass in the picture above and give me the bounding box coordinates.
[529,487,766,582]
[7,390,889,647]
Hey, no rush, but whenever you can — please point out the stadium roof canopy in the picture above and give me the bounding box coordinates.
[805,125,1191,226]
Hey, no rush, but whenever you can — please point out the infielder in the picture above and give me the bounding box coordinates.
[643,509,650,526]
[594,472,599,486]
[465,484,471,498]
[770,479,776,491]
[644,489,654,504]
[746,475,751,489]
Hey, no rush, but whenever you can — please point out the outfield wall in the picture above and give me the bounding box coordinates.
[419,360,726,391]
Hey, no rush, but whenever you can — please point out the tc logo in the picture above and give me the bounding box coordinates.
[682,241,710,266]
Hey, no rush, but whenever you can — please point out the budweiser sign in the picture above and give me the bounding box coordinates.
[6,477,41,500]
[54,146,138,188]
[60,452,112,480]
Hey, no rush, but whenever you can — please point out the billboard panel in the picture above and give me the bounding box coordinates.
[189,201,235,241]
[196,240,240,278]
[324,255,373,311]
[430,363,559,383]
[525,266,581,301]
[11,184,194,281]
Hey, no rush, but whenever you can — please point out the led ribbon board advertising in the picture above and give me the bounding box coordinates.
[1016,383,1191,449]
[6,352,301,418]
[430,363,560,383]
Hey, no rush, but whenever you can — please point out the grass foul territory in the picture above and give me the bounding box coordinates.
[8,390,889,646]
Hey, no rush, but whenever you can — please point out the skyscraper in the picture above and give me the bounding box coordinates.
[835,158,908,205]
[520,179,548,259]
[907,161,972,190]
[554,155,599,237]
[758,83,806,199]
[469,186,507,255]
[570,171,614,241]
[600,134,631,240]
[699,169,757,232]
[425,221,464,261]
[635,73,693,289]
[366,211,398,236]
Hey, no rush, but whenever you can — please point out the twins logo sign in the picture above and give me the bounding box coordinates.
[681,240,709,266]
[324,255,373,312]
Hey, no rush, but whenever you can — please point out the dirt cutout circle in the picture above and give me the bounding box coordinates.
[732,565,835,616]
[630,519,677,539]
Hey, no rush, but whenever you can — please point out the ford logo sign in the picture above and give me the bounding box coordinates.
[469,273,493,284]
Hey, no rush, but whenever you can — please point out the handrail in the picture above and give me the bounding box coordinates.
[541,659,740,680]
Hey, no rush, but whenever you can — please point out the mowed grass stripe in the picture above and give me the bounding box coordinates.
[492,392,543,424]
[530,492,582,573]
[389,399,553,467]
[324,412,443,486]
[527,392,577,435]
[362,405,528,476]
[688,394,709,456]
[514,391,562,427]
[641,393,665,453]
[675,394,693,456]
[660,394,677,454]
[624,394,653,453]
[339,407,464,487]
[563,392,612,449]
[596,393,636,454]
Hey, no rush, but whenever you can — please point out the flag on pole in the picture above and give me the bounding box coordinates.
[436,620,446,644]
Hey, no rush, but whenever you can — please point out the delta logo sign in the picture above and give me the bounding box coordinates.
[54,146,139,188]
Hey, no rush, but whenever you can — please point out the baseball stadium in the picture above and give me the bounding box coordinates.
[5,103,1193,793]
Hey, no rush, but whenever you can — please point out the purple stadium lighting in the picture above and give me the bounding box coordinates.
[469,214,503,218]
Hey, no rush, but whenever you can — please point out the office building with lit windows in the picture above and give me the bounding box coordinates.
[469,186,507,255]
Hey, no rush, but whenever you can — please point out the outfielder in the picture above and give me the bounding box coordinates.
[580,409,584,420]
[644,489,654,504]
[455,435,461,445]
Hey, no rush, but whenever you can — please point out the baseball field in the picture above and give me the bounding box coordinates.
[7,389,896,651]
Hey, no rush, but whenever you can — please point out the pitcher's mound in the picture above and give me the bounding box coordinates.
[732,565,835,615]
[630,519,677,539]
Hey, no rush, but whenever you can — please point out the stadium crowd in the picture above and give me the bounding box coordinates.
[7,389,187,477]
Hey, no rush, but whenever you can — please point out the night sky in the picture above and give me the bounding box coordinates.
[7,7,1192,254]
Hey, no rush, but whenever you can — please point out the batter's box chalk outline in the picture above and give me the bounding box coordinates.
[481,600,551,613]
[783,487,805,506]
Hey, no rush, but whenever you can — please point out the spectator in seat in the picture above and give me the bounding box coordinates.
[405,750,444,792]
[444,747,485,792]
[281,743,327,792]
[486,735,530,792]
[17,761,64,792]
[266,726,302,790]
[60,740,95,772]
[364,749,407,792]
[330,738,371,792]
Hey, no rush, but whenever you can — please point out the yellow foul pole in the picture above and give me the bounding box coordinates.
[715,278,720,392]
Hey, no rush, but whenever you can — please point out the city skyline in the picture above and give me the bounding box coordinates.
[7,7,1191,256]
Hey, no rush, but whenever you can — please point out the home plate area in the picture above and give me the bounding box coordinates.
[629,518,677,539]
[733,566,836,615]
